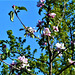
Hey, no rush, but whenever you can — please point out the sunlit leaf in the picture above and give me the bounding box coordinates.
[8,11,14,22]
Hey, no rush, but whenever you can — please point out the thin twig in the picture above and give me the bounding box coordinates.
[11,51,49,64]
[57,1,66,26]
[14,10,40,40]
[0,58,20,70]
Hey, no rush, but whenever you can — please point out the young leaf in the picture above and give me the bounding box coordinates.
[15,6,19,9]
[33,49,37,54]
[19,6,27,11]
[8,11,14,22]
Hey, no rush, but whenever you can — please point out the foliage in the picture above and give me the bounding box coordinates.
[0,0,75,75]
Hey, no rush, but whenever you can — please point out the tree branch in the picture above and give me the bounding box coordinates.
[47,36,52,75]
[51,49,64,62]
[70,26,74,60]
[57,1,66,26]
[57,62,75,75]
[14,10,40,40]
[11,51,49,64]
[0,58,20,70]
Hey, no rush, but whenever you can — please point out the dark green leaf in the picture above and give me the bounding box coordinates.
[19,6,27,11]
[38,8,42,15]
[19,28,24,31]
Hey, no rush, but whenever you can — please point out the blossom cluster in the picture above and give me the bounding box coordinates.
[10,56,30,71]
[24,27,36,37]
[56,43,65,50]
[42,26,59,37]
[28,27,36,33]
[41,13,57,37]
[36,12,58,46]
[18,56,30,71]
[37,0,45,7]
[55,43,65,57]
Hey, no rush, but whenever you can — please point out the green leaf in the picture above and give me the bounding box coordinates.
[8,11,14,22]
[15,6,19,9]
[24,34,26,37]
[22,39,26,43]
[6,48,9,54]
[38,8,42,15]
[33,49,37,54]
[19,6,27,11]
[31,35,34,38]
[19,28,24,31]
[1,54,6,60]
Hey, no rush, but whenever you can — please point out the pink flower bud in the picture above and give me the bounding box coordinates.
[42,3,44,6]
[53,26,59,32]
[71,41,73,44]
[25,27,27,28]
[48,14,51,17]
[12,5,15,8]
[44,42,47,45]
[38,20,41,24]
[48,13,56,18]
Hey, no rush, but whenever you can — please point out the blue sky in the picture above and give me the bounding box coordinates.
[0,0,45,75]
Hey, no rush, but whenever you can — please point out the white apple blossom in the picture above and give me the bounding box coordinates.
[28,27,36,33]
[18,56,28,64]
[40,0,45,2]
[49,13,56,18]
[18,56,31,71]
[43,28,51,36]
[56,43,65,49]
